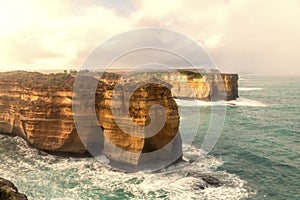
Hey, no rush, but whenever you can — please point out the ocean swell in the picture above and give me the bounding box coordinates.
[0,135,252,200]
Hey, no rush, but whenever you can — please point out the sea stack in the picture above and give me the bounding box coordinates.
[97,82,182,170]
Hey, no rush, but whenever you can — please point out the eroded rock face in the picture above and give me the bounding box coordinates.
[0,177,27,200]
[167,73,239,101]
[0,71,238,168]
[0,81,86,153]
[97,82,182,168]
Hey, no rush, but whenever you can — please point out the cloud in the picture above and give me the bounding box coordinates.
[133,0,300,75]
[0,0,299,75]
[0,0,138,70]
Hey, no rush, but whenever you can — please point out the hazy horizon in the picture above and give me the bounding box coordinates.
[0,0,300,76]
[1,68,299,77]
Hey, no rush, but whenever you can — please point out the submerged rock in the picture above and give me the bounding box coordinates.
[0,178,27,200]
[186,172,222,187]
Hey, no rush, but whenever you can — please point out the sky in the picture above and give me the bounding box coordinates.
[0,0,300,75]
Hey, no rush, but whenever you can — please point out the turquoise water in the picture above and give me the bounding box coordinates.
[0,75,299,199]
[210,76,300,200]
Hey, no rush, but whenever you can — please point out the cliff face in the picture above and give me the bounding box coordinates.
[0,71,238,167]
[97,82,182,167]
[0,72,182,168]
[0,81,86,153]
[166,73,239,101]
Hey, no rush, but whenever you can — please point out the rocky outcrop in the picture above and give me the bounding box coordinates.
[0,178,27,200]
[0,70,238,168]
[114,71,239,101]
[186,172,222,187]
[0,80,86,153]
[0,71,182,169]
[97,82,182,169]
[163,72,239,101]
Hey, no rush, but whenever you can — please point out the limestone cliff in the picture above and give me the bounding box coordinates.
[0,71,182,168]
[162,71,238,101]
[112,70,239,101]
[0,72,86,153]
[0,70,238,167]
[97,82,182,168]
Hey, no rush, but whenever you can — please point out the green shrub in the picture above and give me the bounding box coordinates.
[177,70,203,79]
[0,71,75,90]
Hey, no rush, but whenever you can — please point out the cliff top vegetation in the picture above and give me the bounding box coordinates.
[0,71,75,90]
[177,70,203,80]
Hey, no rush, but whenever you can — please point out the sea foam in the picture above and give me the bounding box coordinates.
[239,87,262,91]
[0,135,252,200]
[175,97,267,107]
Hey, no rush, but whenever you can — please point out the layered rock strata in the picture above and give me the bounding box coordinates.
[0,80,86,153]
[159,72,238,101]
[0,71,238,167]
[97,82,182,168]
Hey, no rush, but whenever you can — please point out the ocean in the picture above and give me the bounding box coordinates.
[0,75,299,199]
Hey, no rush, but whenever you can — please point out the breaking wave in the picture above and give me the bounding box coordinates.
[0,136,253,200]
[175,97,267,107]
[239,87,262,91]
